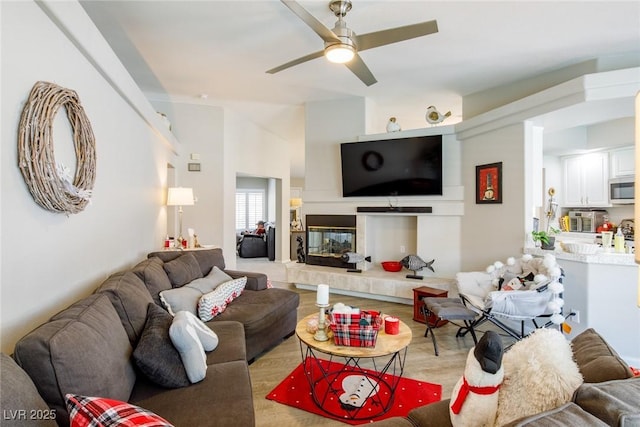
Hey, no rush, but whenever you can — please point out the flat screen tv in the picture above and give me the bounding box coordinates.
[340,135,443,197]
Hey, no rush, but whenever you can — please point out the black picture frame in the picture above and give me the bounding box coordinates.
[476,162,502,204]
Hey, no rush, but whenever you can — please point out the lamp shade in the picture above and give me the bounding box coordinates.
[167,187,194,206]
[290,198,303,208]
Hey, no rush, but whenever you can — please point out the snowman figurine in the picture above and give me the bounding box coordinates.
[339,375,380,410]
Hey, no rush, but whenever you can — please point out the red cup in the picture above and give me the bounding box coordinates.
[384,316,399,335]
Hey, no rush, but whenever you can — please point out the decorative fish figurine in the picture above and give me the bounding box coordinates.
[400,254,435,280]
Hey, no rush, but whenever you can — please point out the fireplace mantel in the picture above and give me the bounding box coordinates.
[357,206,432,214]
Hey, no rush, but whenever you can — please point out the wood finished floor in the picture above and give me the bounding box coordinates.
[249,282,515,427]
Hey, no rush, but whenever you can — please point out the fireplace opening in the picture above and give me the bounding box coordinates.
[306,215,356,268]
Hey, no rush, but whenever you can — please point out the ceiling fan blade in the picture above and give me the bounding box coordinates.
[356,20,438,51]
[345,53,377,86]
[281,0,340,44]
[266,50,325,74]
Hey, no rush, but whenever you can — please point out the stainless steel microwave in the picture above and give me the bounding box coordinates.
[610,177,634,204]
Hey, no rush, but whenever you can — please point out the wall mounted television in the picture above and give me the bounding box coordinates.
[340,135,443,197]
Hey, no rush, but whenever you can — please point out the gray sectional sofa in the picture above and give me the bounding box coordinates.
[2,248,299,427]
[370,328,639,427]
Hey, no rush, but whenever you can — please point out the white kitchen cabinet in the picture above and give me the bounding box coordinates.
[610,146,635,178]
[562,152,609,207]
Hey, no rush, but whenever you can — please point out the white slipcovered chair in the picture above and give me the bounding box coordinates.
[456,253,565,341]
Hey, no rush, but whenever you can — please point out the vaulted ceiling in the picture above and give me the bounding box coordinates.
[80,1,640,177]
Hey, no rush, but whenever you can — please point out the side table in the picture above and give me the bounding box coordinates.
[412,286,448,326]
[295,313,412,421]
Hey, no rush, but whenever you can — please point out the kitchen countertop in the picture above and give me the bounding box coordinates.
[524,247,637,266]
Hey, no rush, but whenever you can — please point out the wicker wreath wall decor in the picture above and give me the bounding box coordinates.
[18,81,96,214]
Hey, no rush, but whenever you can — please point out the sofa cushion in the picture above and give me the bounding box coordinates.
[202,321,246,365]
[407,399,453,427]
[224,269,268,291]
[573,377,640,426]
[131,360,254,427]
[148,248,226,277]
[209,288,298,336]
[14,294,136,425]
[0,353,57,427]
[163,253,203,287]
[132,304,190,388]
[198,277,247,322]
[208,287,300,361]
[95,271,154,345]
[65,394,173,427]
[502,402,609,426]
[571,328,633,383]
[132,257,172,305]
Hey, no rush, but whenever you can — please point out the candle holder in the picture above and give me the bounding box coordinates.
[314,303,330,342]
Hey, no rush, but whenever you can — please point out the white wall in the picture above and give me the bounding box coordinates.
[151,101,225,246]
[1,1,177,353]
[147,102,291,264]
[458,123,529,271]
[224,109,291,265]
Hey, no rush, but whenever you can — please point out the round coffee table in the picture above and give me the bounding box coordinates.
[295,313,412,421]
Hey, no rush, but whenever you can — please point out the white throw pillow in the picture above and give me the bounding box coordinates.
[198,277,247,322]
[169,312,207,383]
[178,311,219,351]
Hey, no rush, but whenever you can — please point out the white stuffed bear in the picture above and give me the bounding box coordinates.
[450,331,504,427]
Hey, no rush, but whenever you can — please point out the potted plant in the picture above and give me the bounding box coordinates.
[532,227,560,250]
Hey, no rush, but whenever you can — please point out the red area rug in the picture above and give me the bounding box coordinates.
[266,358,441,425]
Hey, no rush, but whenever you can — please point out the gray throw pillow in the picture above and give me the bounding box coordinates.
[169,312,210,383]
[185,266,232,293]
[95,271,154,345]
[132,304,189,388]
[159,286,203,316]
[163,253,203,287]
[131,257,172,305]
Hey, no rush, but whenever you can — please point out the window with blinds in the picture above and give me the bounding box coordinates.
[235,190,265,231]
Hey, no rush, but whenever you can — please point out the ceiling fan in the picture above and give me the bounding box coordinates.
[266,0,438,86]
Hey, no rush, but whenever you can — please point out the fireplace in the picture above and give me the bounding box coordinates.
[306,215,356,268]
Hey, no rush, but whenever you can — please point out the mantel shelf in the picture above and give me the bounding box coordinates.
[357,206,433,213]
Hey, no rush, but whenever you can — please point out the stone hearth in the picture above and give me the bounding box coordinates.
[286,262,454,304]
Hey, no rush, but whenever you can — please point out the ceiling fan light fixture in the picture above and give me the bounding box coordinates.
[325,43,355,64]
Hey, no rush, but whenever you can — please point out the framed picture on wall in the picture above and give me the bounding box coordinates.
[476,162,502,204]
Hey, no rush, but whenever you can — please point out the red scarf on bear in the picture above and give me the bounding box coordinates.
[450,376,501,414]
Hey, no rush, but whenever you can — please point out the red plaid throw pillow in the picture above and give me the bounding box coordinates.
[65,394,173,427]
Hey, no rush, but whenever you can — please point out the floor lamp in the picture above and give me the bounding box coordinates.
[167,187,194,247]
